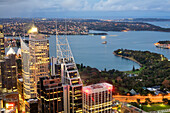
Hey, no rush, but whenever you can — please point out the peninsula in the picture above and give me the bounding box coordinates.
[78,49,169,95]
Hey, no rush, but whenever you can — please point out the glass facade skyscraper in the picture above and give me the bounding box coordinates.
[37,75,64,113]
[21,33,49,99]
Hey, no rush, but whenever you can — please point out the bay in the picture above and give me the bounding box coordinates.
[48,31,170,71]
[7,21,170,71]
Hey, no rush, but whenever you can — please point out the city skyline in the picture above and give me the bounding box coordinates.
[0,0,170,111]
[1,0,170,18]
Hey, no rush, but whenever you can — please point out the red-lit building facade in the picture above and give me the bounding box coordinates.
[82,83,113,113]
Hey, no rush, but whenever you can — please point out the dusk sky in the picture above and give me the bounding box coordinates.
[1,0,170,19]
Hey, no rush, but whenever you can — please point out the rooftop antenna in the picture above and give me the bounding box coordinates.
[65,18,67,36]
[64,18,69,59]
[56,18,58,58]
[56,18,64,63]
[23,24,26,40]
[32,19,35,31]
[56,18,58,35]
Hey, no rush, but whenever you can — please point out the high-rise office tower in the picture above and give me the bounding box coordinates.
[0,54,18,94]
[21,28,49,99]
[82,83,113,113]
[0,25,5,59]
[37,75,64,113]
[56,34,83,113]
[61,63,83,113]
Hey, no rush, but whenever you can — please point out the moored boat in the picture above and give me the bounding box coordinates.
[102,41,107,44]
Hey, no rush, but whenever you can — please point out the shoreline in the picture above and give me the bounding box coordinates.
[4,33,108,37]
[113,52,142,67]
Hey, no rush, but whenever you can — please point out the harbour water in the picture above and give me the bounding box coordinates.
[48,30,170,71]
[7,22,170,71]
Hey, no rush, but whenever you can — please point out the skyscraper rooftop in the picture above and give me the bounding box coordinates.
[29,34,46,40]
[83,82,113,94]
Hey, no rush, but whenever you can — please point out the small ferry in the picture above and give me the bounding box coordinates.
[102,41,107,44]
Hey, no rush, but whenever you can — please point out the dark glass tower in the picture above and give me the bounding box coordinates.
[0,54,18,94]
[37,75,64,113]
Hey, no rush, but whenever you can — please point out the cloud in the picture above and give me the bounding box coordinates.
[51,0,91,11]
[0,0,170,17]
[92,0,170,11]
[61,0,81,9]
